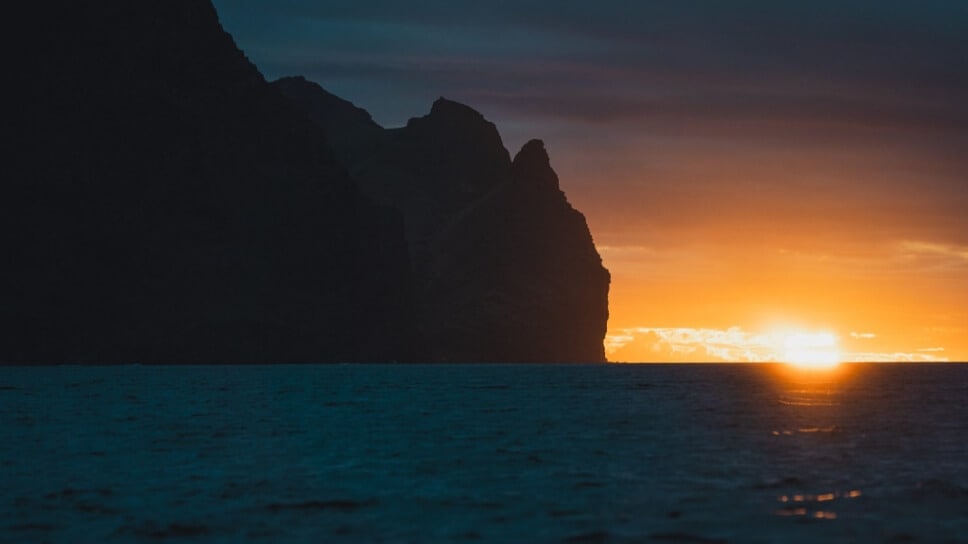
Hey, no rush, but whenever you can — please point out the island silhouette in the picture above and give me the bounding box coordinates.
[3,1,609,364]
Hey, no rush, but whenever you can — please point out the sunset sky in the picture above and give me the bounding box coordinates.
[213,1,968,362]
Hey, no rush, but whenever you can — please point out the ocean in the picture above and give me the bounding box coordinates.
[2,363,966,543]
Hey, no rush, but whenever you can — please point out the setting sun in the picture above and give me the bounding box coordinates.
[778,331,841,369]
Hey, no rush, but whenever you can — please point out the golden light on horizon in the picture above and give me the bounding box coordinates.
[776,331,841,370]
[599,236,965,363]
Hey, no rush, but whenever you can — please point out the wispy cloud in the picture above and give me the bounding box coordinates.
[606,326,780,362]
[603,333,636,355]
[898,241,968,265]
[606,326,950,363]
[847,352,948,363]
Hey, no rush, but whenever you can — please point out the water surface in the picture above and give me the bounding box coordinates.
[2,363,966,542]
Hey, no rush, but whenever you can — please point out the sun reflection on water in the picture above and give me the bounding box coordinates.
[763,364,863,522]
[769,360,853,396]
[767,363,854,417]
[774,490,862,520]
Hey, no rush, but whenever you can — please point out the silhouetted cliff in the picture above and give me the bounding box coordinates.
[275,78,611,362]
[3,2,417,362]
[1,2,608,363]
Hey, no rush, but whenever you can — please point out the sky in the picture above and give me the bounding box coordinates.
[212,1,968,363]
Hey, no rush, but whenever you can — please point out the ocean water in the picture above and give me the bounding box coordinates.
[1,363,966,543]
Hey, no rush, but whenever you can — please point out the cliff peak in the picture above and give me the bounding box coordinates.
[515,138,548,160]
[406,97,503,150]
[429,97,487,122]
[513,139,560,192]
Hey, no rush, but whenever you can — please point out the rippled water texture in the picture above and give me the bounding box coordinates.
[2,364,967,542]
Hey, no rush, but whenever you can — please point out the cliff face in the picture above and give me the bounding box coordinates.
[2,3,608,363]
[3,2,417,362]
[275,78,611,362]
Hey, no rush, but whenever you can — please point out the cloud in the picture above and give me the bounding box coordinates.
[606,326,951,363]
[850,332,877,339]
[606,326,779,362]
[603,333,635,355]
[214,0,968,140]
[847,352,949,363]
[899,241,968,263]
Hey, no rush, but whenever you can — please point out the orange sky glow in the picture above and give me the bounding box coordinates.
[566,143,968,363]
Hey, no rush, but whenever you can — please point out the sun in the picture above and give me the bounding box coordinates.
[777,331,841,370]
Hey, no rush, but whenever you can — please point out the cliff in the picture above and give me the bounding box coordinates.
[3,2,418,362]
[275,78,611,362]
[1,2,608,364]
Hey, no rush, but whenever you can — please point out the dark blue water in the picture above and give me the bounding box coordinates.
[2,364,967,543]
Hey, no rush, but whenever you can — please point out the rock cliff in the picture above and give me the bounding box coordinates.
[3,2,417,362]
[275,78,611,362]
[1,1,608,364]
